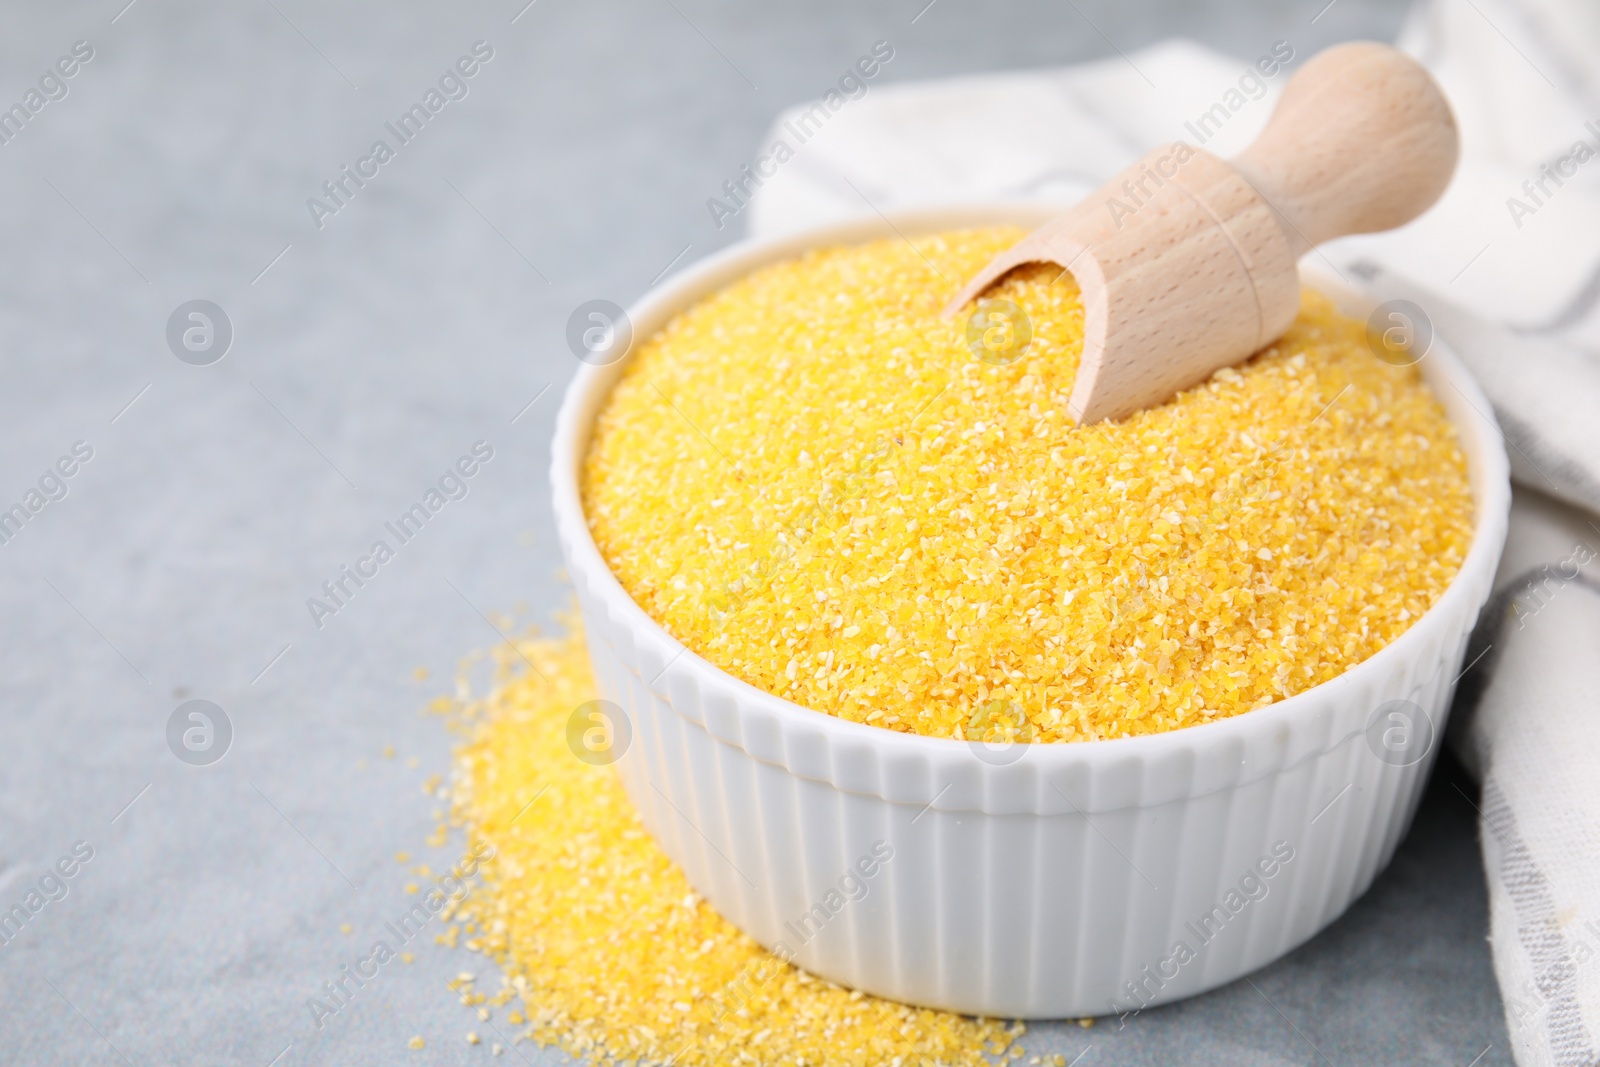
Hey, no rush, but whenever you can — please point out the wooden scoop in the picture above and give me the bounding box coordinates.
[944,42,1459,423]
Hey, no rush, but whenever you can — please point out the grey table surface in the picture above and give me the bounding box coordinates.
[0,1,1511,1064]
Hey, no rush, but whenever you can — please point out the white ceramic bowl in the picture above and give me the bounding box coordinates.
[551,204,1510,1019]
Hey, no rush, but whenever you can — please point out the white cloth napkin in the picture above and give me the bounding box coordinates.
[742,5,1600,1062]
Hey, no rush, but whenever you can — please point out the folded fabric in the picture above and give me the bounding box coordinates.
[743,4,1600,1063]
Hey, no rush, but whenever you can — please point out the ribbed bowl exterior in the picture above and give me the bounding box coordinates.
[551,205,1510,1018]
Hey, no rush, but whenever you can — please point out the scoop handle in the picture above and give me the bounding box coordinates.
[1232,42,1458,256]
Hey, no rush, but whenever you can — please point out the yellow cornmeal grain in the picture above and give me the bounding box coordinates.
[583,227,1475,741]
[445,623,1021,1066]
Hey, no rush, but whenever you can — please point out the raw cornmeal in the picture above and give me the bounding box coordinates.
[445,623,1027,1066]
[583,227,1475,742]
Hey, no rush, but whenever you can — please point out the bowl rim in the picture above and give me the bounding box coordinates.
[551,201,1511,777]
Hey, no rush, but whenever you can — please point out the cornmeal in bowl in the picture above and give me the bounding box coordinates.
[582,227,1473,743]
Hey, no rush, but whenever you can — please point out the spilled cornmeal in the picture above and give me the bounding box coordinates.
[443,621,1029,1065]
